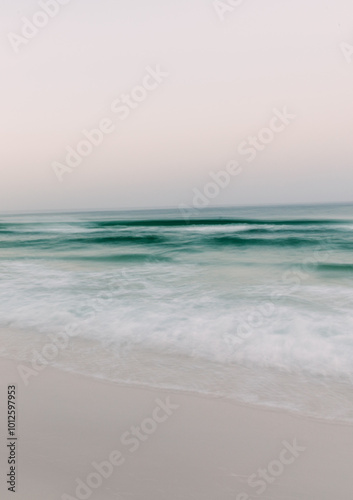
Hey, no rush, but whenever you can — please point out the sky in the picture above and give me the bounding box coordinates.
[1,0,353,212]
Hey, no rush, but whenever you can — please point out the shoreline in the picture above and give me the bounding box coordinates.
[5,351,353,428]
[2,323,353,425]
[1,357,352,499]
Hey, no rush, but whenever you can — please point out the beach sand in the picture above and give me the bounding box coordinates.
[0,357,352,500]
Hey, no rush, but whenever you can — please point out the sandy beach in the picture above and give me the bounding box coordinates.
[0,356,352,500]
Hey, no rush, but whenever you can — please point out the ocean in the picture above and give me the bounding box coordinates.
[1,204,353,421]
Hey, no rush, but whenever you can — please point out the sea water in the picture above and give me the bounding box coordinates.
[1,204,353,421]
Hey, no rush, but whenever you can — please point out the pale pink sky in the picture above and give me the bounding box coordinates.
[1,0,353,211]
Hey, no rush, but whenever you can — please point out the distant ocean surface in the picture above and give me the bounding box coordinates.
[1,204,353,421]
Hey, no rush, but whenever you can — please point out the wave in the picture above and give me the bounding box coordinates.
[314,263,353,272]
[72,234,166,245]
[209,235,320,247]
[84,218,349,228]
[66,253,172,263]
[0,232,348,253]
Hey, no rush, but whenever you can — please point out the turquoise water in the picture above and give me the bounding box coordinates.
[1,204,353,420]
